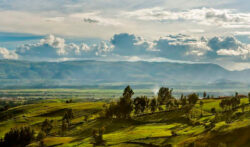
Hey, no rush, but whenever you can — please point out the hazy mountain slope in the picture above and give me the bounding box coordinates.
[0,60,249,88]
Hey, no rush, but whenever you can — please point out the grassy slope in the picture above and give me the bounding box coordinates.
[0,98,250,147]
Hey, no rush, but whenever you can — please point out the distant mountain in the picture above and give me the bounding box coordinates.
[0,60,249,88]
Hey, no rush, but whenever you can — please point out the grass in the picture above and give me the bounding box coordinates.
[0,89,250,146]
[0,101,105,137]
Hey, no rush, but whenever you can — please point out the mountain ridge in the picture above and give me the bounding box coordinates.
[0,59,249,88]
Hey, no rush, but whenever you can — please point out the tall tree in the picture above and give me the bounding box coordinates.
[150,98,157,113]
[117,86,134,119]
[63,109,74,125]
[199,101,204,117]
[157,87,173,105]
[203,92,207,98]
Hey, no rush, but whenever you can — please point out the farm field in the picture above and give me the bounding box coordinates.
[0,88,250,147]
[0,88,249,99]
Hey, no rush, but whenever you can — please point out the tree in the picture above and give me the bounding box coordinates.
[123,85,134,98]
[3,126,35,147]
[241,103,245,113]
[134,97,142,115]
[133,96,148,115]
[84,115,89,122]
[157,87,173,105]
[235,92,238,98]
[203,92,207,98]
[150,98,157,113]
[41,119,53,135]
[61,120,68,136]
[231,96,240,110]
[105,102,119,118]
[183,105,192,119]
[211,108,216,115]
[187,93,199,105]
[174,99,179,109]
[207,95,210,99]
[63,109,74,125]
[199,101,204,117]
[166,100,173,111]
[180,94,184,100]
[117,85,134,119]
[105,86,134,119]
[180,96,187,107]
[248,92,250,103]
[92,127,105,146]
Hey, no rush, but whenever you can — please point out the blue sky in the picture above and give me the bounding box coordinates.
[0,0,250,70]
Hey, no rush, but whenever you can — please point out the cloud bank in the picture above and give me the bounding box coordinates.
[1,33,249,66]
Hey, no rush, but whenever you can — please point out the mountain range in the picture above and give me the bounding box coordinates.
[0,60,249,89]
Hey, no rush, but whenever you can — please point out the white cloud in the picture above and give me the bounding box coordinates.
[122,7,250,28]
[154,34,212,60]
[234,31,250,35]
[217,46,250,59]
[16,34,67,58]
[0,47,18,59]
[15,34,114,59]
[93,41,114,56]
[206,36,250,59]
[2,33,250,70]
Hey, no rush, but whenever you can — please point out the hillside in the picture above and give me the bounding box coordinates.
[0,97,249,147]
[0,60,249,88]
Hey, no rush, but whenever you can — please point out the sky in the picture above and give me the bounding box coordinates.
[0,0,250,70]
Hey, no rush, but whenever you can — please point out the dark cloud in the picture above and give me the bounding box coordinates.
[208,36,241,51]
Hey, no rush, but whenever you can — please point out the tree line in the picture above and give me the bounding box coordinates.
[104,86,199,119]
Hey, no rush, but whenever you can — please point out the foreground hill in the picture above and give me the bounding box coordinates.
[0,97,249,147]
[0,60,249,88]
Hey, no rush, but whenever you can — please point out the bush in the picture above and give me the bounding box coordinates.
[2,126,35,147]
[37,131,46,141]
[92,127,105,146]
[211,108,216,115]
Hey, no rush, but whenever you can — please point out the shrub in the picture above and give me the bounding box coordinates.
[37,131,46,141]
[3,126,35,147]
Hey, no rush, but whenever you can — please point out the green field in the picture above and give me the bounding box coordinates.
[0,89,250,147]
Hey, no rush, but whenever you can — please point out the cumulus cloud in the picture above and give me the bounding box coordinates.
[154,34,211,60]
[110,33,155,55]
[207,36,250,59]
[150,34,250,61]
[15,34,113,60]
[2,33,250,64]
[16,34,67,58]
[0,47,18,59]
[92,41,114,56]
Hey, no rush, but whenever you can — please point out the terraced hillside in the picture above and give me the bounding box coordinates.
[0,97,250,147]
